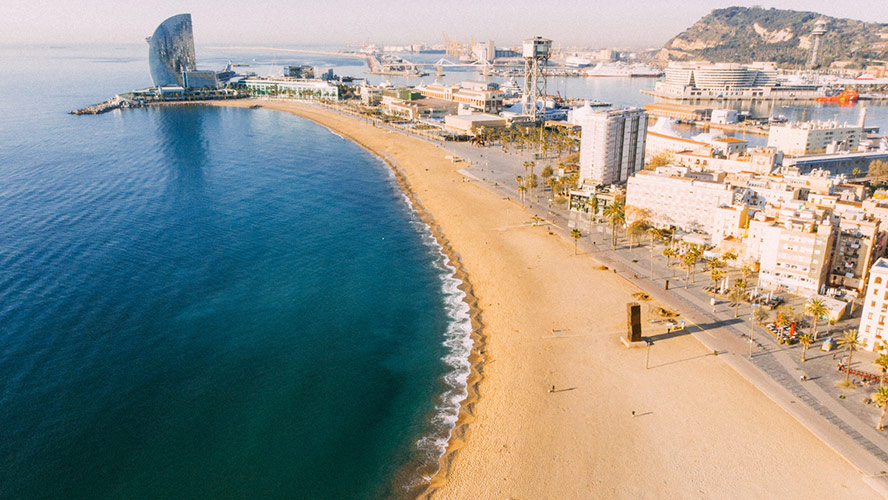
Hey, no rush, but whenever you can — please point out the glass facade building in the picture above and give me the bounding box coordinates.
[147,14,196,87]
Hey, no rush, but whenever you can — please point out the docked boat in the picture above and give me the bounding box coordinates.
[499,77,521,97]
[585,63,663,78]
[565,55,593,68]
[815,90,859,103]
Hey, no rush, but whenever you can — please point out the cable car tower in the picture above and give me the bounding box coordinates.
[521,37,551,122]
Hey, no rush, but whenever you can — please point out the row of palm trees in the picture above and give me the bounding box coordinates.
[476,125,578,158]
[758,304,888,431]
[825,331,888,431]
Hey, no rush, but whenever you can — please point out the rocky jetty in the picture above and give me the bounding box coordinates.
[70,96,140,115]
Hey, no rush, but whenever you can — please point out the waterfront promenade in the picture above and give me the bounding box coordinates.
[442,139,888,496]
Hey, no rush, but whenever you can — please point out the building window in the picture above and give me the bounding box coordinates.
[867,326,871,333]
[869,313,874,320]
[876,277,883,284]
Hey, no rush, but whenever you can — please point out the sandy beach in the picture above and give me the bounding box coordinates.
[213,99,880,499]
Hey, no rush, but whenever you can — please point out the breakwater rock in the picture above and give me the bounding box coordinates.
[70,96,140,115]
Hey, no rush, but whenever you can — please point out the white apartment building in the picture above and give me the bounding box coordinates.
[757,206,835,297]
[579,108,648,185]
[859,258,888,351]
[737,176,803,209]
[626,166,744,239]
[675,147,780,175]
[768,111,866,156]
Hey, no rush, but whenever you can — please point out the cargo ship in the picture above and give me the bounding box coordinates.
[815,90,859,103]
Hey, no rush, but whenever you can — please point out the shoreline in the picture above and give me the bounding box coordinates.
[207,100,487,496]
[208,99,882,499]
[365,150,488,498]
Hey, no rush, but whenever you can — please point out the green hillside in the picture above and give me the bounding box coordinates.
[658,7,888,68]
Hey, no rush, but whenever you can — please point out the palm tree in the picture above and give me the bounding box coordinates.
[799,333,814,362]
[603,201,625,250]
[722,251,738,265]
[754,307,770,325]
[570,228,582,255]
[587,195,599,220]
[839,329,862,387]
[663,247,677,269]
[710,268,725,290]
[541,165,553,184]
[682,250,699,289]
[872,386,888,430]
[627,220,647,251]
[729,286,745,318]
[875,352,888,389]
[517,185,527,206]
[804,297,829,341]
[648,227,661,279]
[547,177,559,197]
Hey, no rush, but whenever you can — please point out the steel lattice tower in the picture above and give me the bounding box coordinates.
[521,37,551,122]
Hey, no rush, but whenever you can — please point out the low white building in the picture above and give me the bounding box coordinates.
[768,110,866,156]
[711,109,739,124]
[859,258,888,351]
[674,147,780,175]
[443,113,507,135]
[626,166,745,239]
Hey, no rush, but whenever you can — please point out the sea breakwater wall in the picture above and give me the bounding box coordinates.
[70,96,138,115]
[71,93,249,115]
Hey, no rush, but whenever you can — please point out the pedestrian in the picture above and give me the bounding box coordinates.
[549,385,555,393]
[632,411,636,417]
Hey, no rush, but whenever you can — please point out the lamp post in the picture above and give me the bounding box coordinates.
[646,339,653,369]
[749,304,758,359]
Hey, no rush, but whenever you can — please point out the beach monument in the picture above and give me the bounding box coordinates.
[627,302,642,342]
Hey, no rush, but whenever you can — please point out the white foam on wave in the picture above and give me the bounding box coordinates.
[320,125,346,141]
[392,187,475,491]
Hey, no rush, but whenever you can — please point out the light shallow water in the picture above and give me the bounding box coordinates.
[0,45,471,499]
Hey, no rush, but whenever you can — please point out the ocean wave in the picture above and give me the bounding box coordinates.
[396,195,474,493]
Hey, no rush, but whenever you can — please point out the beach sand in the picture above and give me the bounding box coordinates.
[213,100,880,499]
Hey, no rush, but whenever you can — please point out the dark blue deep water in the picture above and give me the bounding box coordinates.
[0,45,471,499]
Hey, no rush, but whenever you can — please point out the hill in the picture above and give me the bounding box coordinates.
[658,6,888,68]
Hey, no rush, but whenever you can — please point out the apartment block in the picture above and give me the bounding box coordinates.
[859,258,888,351]
[579,108,648,186]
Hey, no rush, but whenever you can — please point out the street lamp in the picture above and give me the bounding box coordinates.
[749,303,759,359]
[646,339,653,369]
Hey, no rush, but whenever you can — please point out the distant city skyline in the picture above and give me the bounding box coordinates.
[2,0,886,48]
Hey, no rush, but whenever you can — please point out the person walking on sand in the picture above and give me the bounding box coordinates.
[549,385,555,393]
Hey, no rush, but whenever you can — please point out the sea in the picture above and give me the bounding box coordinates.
[1,42,886,499]
[0,44,471,499]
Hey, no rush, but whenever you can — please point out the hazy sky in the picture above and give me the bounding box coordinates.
[2,0,886,48]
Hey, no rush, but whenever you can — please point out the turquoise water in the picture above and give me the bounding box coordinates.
[0,46,471,499]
